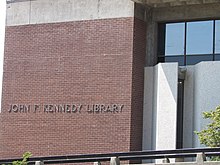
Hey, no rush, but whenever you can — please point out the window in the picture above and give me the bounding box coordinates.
[158,20,220,65]
[215,20,220,59]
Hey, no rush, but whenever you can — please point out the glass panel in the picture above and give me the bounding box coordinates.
[186,55,213,65]
[215,20,220,53]
[165,56,184,66]
[165,23,185,56]
[186,21,213,55]
[215,54,220,61]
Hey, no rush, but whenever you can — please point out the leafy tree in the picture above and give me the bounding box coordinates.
[3,152,32,165]
[195,106,220,160]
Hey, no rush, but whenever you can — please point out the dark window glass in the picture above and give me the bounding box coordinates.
[186,21,213,55]
[165,23,185,55]
[186,55,213,65]
[215,54,220,61]
[215,20,220,53]
[164,56,184,66]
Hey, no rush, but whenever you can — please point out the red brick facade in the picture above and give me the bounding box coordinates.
[0,17,146,158]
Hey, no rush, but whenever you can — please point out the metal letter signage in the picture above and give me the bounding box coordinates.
[8,104,124,114]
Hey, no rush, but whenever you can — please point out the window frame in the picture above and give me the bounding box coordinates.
[158,19,220,65]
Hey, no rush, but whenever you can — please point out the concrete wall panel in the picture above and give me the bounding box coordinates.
[98,0,134,20]
[182,66,194,149]
[181,62,220,148]
[30,0,98,24]
[6,1,30,26]
[143,63,178,156]
[6,0,134,26]
[142,67,154,151]
[193,61,220,147]
[155,63,178,151]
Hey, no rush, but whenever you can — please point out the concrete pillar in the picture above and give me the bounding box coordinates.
[154,63,178,163]
[155,63,178,150]
[35,161,44,165]
[162,158,170,163]
[196,153,206,165]
[110,157,120,165]
[145,17,158,66]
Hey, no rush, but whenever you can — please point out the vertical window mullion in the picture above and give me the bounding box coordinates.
[184,22,187,65]
[213,20,216,61]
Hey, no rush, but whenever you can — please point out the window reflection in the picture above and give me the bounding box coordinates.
[158,20,220,66]
[164,56,184,66]
[165,23,185,56]
[215,20,220,53]
[186,21,213,55]
[186,55,213,65]
[214,54,220,61]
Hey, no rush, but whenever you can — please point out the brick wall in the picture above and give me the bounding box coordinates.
[130,18,146,151]
[0,17,146,158]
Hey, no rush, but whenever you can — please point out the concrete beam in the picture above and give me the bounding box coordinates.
[6,0,134,26]
[152,3,220,22]
[110,157,120,165]
[132,0,220,8]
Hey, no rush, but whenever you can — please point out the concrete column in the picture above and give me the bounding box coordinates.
[35,161,44,165]
[110,157,120,165]
[143,63,178,161]
[145,8,157,66]
[142,67,154,151]
[196,153,206,165]
[154,63,178,163]
[155,63,178,150]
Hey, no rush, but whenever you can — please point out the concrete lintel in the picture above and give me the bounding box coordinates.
[152,3,220,22]
[131,0,220,8]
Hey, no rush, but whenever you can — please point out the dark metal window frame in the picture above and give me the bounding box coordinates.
[176,79,184,149]
[158,19,220,66]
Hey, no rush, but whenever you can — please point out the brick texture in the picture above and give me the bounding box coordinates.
[130,18,146,152]
[0,17,146,160]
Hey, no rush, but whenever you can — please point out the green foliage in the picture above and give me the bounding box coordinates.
[3,152,32,165]
[13,152,32,165]
[195,106,220,160]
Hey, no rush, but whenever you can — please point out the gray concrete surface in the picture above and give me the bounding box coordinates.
[144,2,220,67]
[143,61,220,153]
[192,61,220,147]
[143,63,178,162]
[142,67,154,152]
[6,0,134,26]
[155,63,178,154]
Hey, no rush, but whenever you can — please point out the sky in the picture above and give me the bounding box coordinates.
[0,0,6,111]
[166,20,220,56]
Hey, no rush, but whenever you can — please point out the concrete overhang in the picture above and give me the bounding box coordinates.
[132,0,220,8]
[6,0,36,4]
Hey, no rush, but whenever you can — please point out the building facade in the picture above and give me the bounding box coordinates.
[1,0,220,160]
